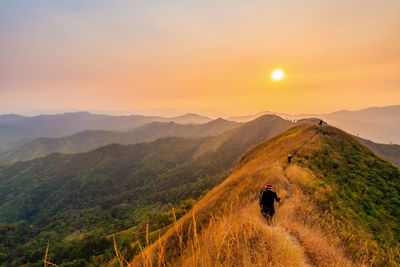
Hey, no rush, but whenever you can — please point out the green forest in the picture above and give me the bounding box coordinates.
[0,115,293,266]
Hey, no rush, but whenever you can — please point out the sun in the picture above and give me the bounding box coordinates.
[271,69,284,81]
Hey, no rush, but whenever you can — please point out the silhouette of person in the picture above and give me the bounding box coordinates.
[259,184,281,222]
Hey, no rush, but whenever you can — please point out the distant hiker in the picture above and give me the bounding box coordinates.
[259,184,281,223]
[288,154,292,165]
[318,119,323,126]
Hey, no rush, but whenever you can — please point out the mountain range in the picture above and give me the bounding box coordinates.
[0,119,240,163]
[0,107,399,265]
[1,115,399,169]
[0,112,211,149]
[0,115,294,266]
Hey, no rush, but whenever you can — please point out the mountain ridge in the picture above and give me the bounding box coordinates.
[131,123,400,266]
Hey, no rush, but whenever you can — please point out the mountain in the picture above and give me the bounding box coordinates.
[170,113,211,124]
[0,114,26,124]
[0,112,212,148]
[0,115,294,266]
[227,105,400,144]
[227,111,275,122]
[0,118,240,163]
[315,105,400,144]
[0,123,31,148]
[295,119,400,168]
[131,123,400,266]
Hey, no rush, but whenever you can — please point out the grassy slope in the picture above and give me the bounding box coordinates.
[357,136,400,167]
[131,123,400,266]
[297,126,400,261]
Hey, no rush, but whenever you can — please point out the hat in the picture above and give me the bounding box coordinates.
[265,184,272,189]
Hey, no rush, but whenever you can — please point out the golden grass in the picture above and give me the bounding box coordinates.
[177,204,307,267]
[43,241,58,267]
[113,234,132,267]
[276,180,355,267]
[129,123,382,266]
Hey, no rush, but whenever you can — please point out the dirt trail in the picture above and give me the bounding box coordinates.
[263,130,320,266]
[281,166,317,267]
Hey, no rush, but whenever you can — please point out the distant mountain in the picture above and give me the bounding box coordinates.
[0,114,26,124]
[170,113,211,124]
[0,112,212,148]
[0,115,294,266]
[314,105,400,144]
[0,118,240,163]
[228,105,400,144]
[227,111,275,122]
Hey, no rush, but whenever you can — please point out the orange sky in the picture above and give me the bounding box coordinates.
[1,0,399,116]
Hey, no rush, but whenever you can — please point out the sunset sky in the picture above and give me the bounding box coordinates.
[1,0,399,116]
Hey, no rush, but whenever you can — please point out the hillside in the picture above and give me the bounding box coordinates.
[0,123,30,148]
[0,112,212,148]
[131,123,400,266]
[0,119,240,163]
[0,115,294,266]
[357,137,400,167]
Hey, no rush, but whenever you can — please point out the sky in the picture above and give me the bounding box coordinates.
[1,0,399,116]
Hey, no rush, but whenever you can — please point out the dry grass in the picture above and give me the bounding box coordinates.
[276,174,356,267]
[43,241,58,267]
[129,123,382,266]
[130,203,309,267]
[177,204,307,267]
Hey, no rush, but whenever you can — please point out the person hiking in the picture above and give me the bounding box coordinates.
[288,154,292,164]
[318,119,323,126]
[259,184,281,223]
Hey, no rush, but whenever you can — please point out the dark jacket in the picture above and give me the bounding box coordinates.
[259,189,280,209]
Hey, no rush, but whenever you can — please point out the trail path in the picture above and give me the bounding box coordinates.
[281,166,317,267]
[267,129,321,266]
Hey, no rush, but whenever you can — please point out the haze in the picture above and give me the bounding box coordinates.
[1,0,399,116]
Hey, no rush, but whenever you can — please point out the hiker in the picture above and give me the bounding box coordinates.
[318,119,323,126]
[288,154,292,164]
[259,184,281,222]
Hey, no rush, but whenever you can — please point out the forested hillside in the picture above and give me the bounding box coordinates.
[357,136,400,167]
[0,118,240,163]
[0,115,293,266]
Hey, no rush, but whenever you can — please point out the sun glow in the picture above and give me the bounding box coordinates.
[271,69,284,81]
